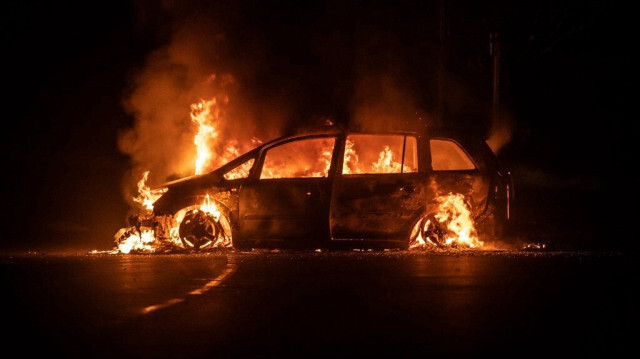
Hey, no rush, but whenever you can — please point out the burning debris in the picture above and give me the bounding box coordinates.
[521,242,547,251]
[409,193,484,250]
[114,190,233,254]
[115,95,239,254]
[133,171,166,211]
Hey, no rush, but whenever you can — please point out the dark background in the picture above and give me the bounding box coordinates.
[1,0,631,251]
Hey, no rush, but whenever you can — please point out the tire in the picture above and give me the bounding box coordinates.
[178,210,220,249]
[176,201,235,250]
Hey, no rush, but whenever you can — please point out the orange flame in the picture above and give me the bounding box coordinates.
[342,139,361,174]
[410,193,483,249]
[191,99,220,175]
[224,159,255,180]
[133,171,167,211]
[190,98,250,177]
[342,139,412,174]
[115,228,156,254]
[200,194,221,220]
[372,145,402,173]
[436,193,482,248]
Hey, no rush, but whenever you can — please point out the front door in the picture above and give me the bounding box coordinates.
[238,136,337,243]
[330,134,426,241]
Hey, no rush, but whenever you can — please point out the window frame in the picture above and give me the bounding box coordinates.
[222,157,256,180]
[255,135,339,180]
[428,137,479,172]
[339,133,421,176]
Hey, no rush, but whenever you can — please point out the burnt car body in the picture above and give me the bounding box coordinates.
[152,126,512,249]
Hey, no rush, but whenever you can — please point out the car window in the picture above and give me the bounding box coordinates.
[260,137,336,179]
[224,158,255,180]
[430,139,476,170]
[342,134,418,174]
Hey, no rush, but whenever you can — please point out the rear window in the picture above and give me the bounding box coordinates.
[430,139,475,170]
[343,134,418,174]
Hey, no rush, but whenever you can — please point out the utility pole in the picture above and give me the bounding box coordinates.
[436,0,446,125]
[490,32,501,125]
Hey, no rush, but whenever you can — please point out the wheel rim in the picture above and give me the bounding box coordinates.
[178,210,219,249]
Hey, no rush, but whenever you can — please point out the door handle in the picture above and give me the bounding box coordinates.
[400,185,415,194]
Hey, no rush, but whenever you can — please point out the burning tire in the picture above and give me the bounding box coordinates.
[410,213,451,247]
[409,193,484,249]
[178,209,224,249]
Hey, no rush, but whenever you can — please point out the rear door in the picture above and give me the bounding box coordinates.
[427,138,490,216]
[330,133,426,240]
[238,136,337,241]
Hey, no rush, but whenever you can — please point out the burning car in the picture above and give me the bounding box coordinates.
[117,126,512,252]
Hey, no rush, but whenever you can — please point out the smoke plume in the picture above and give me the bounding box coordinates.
[119,3,285,192]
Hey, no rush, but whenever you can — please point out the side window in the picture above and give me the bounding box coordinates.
[224,158,255,180]
[342,134,418,174]
[260,137,336,179]
[430,139,476,170]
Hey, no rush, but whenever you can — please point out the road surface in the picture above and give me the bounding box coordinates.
[2,250,637,357]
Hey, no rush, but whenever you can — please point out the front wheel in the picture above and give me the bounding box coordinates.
[177,206,234,250]
[178,210,221,249]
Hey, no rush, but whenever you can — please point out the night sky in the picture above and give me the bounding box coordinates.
[1,0,630,251]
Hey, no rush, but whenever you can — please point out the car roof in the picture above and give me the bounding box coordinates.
[275,125,483,142]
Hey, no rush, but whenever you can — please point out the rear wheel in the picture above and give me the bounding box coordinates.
[409,213,451,247]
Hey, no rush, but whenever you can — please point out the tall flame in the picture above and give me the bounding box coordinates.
[200,194,221,221]
[372,146,402,173]
[190,97,249,176]
[191,99,220,175]
[436,193,482,248]
[342,139,361,174]
[133,171,167,211]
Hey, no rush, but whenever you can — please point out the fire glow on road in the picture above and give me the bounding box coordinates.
[141,255,238,314]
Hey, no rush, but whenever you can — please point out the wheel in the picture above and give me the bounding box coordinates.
[178,209,221,249]
[409,213,459,248]
[417,213,450,246]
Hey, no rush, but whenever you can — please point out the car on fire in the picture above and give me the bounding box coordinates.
[144,126,512,250]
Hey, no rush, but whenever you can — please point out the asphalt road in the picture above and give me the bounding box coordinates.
[1,250,637,358]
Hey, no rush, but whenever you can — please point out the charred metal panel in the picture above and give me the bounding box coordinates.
[330,173,427,240]
[238,178,331,241]
[152,173,240,217]
[427,172,490,218]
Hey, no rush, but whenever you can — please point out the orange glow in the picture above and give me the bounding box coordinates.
[115,228,156,254]
[261,137,335,179]
[342,138,414,174]
[133,171,167,211]
[342,139,361,174]
[190,98,249,176]
[372,145,402,173]
[199,194,221,221]
[224,159,254,180]
[191,99,220,175]
[410,193,483,249]
[115,193,229,253]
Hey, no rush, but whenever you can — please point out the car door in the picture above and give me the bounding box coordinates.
[330,133,427,241]
[426,138,490,217]
[238,136,337,242]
